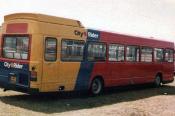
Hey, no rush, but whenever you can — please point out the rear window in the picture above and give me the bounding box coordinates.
[3,36,29,60]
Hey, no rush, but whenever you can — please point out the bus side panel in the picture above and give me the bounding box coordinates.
[74,62,94,91]
[107,63,130,87]
[74,29,100,91]
[29,34,43,91]
[163,63,174,82]
[131,63,160,84]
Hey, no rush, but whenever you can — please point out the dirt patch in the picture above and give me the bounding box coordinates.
[0,81,175,116]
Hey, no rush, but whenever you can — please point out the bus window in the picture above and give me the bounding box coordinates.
[154,48,163,62]
[165,49,174,63]
[126,46,140,62]
[109,44,124,61]
[45,37,57,61]
[141,47,153,62]
[3,36,29,60]
[61,39,84,61]
[87,42,106,61]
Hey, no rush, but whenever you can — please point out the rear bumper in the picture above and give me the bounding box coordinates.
[0,80,39,94]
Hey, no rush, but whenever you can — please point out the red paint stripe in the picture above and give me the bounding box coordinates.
[0,58,29,64]
[6,23,28,33]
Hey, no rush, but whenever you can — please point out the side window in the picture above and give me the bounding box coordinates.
[109,44,124,61]
[45,37,57,61]
[61,39,84,61]
[141,47,153,62]
[126,46,140,62]
[165,49,174,62]
[154,48,164,62]
[87,42,106,61]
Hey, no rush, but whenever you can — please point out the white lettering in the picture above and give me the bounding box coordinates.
[4,62,23,69]
[88,32,99,39]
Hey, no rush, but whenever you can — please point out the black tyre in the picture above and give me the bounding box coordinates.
[154,75,161,87]
[90,78,103,95]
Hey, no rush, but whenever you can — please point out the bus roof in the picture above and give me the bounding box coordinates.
[100,30,174,48]
[87,29,174,48]
[4,13,84,27]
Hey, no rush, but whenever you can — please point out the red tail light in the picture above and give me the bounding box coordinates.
[31,71,37,81]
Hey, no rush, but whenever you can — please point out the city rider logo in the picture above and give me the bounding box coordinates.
[74,30,84,37]
[88,31,99,39]
[4,62,23,69]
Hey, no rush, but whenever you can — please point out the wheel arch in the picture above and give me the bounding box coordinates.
[156,72,163,82]
[89,75,105,89]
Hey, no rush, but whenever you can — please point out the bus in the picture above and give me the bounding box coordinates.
[0,26,1,34]
[0,26,2,56]
[174,49,175,75]
[0,13,174,95]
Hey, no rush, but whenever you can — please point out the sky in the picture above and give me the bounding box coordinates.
[0,0,175,42]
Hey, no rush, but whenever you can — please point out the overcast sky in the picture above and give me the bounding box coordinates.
[0,0,175,42]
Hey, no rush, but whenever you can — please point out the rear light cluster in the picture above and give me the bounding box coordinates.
[31,71,37,81]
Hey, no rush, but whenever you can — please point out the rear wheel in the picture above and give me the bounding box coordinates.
[154,75,161,87]
[90,78,103,95]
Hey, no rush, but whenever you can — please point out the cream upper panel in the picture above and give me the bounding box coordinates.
[3,19,86,40]
[2,13,87,40]
[4,13,83,28]
[38,21,87,40]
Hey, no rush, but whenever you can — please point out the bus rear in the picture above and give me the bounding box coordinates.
[0,34,32,92]
[0,13,86,93]
[0,14,37,93]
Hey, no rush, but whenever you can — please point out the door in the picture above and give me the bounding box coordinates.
[42,37,58,91]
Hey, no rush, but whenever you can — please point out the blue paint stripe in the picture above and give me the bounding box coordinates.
[74,29,101,91]
[74,62,94,91]
[0,61,30,87]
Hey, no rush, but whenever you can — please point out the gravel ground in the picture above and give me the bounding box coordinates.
[0,80,175,116]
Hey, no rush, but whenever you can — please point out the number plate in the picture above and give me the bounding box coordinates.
[10,76,16,84]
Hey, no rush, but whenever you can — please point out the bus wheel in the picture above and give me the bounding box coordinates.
[154,75,161,87]
[90,78,103,96]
